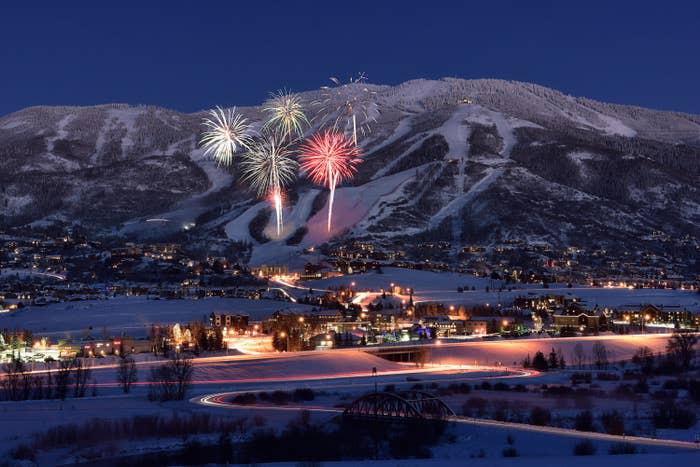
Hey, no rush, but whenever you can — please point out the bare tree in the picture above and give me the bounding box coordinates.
[415,346,430,368]
[592,341,608,369]
[117,355,138,394]
[55,359,73,400]
[632,346,655,373]
[170,352,193,400]
[148,352,194,401]
[666,331,698,370]
[1,357,25,401]
[73,358,92,398]
[1,357,45,401]
[572,343,585,368]
[44,357,54,399]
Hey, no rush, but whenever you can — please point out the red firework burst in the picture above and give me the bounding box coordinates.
[299,131,362,231]
[298,130,362,186]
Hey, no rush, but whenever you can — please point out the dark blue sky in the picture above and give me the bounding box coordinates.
[2,1,699,116]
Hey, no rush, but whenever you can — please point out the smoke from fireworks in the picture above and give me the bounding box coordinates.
[299,130,362,232]
[262,89,310,142]
[200,106,253,166]
[240,134,298,237]
[315,73,380,146]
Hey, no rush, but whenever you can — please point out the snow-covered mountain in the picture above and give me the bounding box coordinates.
[2,78,700,263]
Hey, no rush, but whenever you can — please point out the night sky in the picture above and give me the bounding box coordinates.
[1,1,699,116]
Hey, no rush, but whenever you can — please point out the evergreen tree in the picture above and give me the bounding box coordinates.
[532,351,548,371]
[548,348,559,369]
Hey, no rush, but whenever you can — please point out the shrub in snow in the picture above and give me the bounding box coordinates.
[608,442,637,455]
[529,406,551,426]
[600,411,625,436]
[573,439,596,456]
[574,410,595,432]
[652,400,698,429]
[462,397,488,417]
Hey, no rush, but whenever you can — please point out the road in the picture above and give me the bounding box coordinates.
[20,332,674,384]
[194,390,700,451]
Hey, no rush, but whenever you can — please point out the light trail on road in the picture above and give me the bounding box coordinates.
[194,394,700,451]
[270,276,330,293]
[19,332,677,379]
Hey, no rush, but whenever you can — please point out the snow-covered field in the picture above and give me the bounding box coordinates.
[0,296,313,338]
[0,267,66,281]
[304,267,495,291]
[303,267,700,310]
[246,453,700,467]
[431,334,673,367]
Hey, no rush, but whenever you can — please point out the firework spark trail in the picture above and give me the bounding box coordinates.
[240,134,298,237]
[262,89,310,142]
[200,106,254,167]
[299,131,362,232]
[314,74,380,146]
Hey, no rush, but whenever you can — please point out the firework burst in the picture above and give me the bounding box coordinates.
[240,134,298,237]
[299,130,362,232]
[314,74,380,146]
[262,89,310,142]
[200,106,253,167]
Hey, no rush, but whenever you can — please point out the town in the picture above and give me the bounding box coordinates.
[3,227,699,366]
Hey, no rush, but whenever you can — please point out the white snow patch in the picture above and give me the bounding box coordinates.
[0,119,26,130]
[224,201,268,243]
[4,194,33,214]
[303,169,417,245]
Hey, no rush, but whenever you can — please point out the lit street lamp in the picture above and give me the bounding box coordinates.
[279,331,289,351]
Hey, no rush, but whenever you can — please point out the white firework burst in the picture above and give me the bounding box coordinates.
[262,89,310,142]
[314,74,380,146]
[200,106,253,167]
[240,134,298,236]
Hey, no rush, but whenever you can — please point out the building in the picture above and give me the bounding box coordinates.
[552,307,607,331]
[422,316,460,337]
[254,264,288,277]
[209,313,250,331]
[463,319,488,335]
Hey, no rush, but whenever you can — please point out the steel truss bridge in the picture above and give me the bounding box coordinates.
[343,391,455,420]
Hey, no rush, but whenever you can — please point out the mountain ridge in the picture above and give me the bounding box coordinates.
[2,78,700,263]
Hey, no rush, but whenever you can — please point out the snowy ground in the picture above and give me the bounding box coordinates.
[2,268,699,464]
[302,267,700,310]
[430,334,674,367]
[0,267,66,281]
[304,267,494,291]
[238,453,700,467]
[0,296,313,338]
[2,342,698,464]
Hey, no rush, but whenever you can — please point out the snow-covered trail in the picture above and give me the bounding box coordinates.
[429,165,504,230]
[46,114,75,155]
[262,188,319,240]
[364,115,415,156]
[303,169,417,245]
[372,133,431,179]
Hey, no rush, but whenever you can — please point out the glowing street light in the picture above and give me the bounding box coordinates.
[279,331,289,351]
